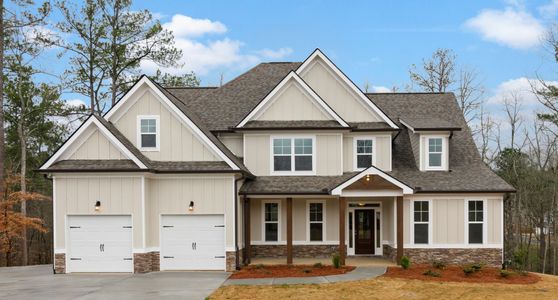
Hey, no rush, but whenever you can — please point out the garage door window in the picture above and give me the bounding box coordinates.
[264,202,280,242]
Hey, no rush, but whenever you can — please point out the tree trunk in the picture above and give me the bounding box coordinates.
[0,0,5,202]
[18,118,28,266]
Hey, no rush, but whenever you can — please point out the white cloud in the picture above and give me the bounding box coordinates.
[163,14,227,38]
[371,86,392,93]
[487,77,558,105]
[257,47,293,59]
[539,0,558,18]
[143,15,292,76]
[65,99,87,108]
[464,7,545,49]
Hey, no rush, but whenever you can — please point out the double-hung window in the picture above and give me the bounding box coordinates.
[426,137,444,169]
[468,200,484,244]
[355,138,374,170]
[272,137,314,174]
[264,202,280,242]
[308,202,325,242]
[413,200,429,244]
[138,116,160,150]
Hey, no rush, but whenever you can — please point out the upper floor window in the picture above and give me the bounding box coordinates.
[424,136,447,171]
[272,136,314,174]
[137,115,160,151]
[354,137,375,170]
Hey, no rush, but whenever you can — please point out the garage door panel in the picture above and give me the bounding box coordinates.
[161,215,225,271]
[67,215,133,273]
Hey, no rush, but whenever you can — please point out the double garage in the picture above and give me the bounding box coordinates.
[66,215,226,273]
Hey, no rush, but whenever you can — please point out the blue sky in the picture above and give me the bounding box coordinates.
[37,0,558,120]
[131,0,555,91]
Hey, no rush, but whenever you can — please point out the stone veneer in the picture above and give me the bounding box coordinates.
[133,252,160,273]
[226,251,236,271]
[54,253,65,274]
[252,245,339,258]
[382,245,503,267]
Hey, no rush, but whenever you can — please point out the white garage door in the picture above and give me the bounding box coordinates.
[160,215,225,271]
[67,215,133,273]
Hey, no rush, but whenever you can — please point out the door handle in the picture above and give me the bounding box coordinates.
[191,242,197,250]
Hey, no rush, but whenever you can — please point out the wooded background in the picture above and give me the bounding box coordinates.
[1,0,557,275]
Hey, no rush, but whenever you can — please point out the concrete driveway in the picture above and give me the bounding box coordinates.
[0,265,229,300]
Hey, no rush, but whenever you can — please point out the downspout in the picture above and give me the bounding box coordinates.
[234,174,244,270]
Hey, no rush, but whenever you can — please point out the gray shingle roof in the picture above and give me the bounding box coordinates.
[400,116,461,131]
[241,120,345,130]
[240,173,358,195]
[45,159,234,173]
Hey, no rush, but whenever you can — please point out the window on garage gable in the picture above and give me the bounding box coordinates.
[137,115,160,150]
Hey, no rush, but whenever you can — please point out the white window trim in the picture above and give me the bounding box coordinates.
[270,135,316,176]
[262,200,282,243]
[421,135,448,171]
[306,200,326,242]
[137,115,160,151]
[353,136,377,171]
[465,199,487,245]
[410,199,432,245]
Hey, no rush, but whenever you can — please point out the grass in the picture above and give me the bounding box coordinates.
[209,274,558,299]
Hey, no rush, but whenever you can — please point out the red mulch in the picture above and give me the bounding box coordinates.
[229,264,356,279]
[384,264,540,284]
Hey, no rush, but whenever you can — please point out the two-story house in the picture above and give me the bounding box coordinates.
[39,49,514,274]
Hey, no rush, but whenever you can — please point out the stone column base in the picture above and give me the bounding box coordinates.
[134,251,160,273]
[226,251,236,272]
[382,245,503,267]
[54,253,66,274]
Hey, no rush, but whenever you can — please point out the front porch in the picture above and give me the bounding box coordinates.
[250,256,396,267]
[241,166,412,267]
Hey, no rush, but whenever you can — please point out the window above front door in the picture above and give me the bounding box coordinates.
[353,137,376,170]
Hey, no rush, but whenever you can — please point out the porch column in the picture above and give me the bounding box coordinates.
[244,197,251,264]
[286,197,293,265]
[339,197,346,266]
[396,196,404,264]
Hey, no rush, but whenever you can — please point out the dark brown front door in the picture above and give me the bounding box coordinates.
[355,209,375,255]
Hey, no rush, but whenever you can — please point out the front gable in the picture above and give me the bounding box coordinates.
[237,71,348,128]
[106,78,223,163]
[297,49,398,127]
[40,116,147,170]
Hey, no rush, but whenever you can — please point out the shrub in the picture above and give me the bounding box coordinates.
[432,261,447,270]
[462,266,475,276]
[500,270,512,278]
[471,263,483,272]
[423,269,441,277]
[302,268,312,274]
[400,256,411,270]
[332,253,341,269]
[313,262,323,268]
[255,264,265,269]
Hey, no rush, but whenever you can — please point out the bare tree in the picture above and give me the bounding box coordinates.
[409,48,485,126]
[502,92,525,150]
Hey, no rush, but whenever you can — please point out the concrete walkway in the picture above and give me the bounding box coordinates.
[223,266,386,286]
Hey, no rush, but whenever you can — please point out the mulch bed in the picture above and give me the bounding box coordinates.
[384,264,540,284]
[229,264,356,279]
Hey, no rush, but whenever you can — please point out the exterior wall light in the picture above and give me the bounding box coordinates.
[94,201,101,212]
[365,174,370,182]
[189,201,194,211]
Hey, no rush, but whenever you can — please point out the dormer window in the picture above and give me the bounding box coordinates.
[137,115,160,151]
[423,135,448,171]
[271,136,315,175]
[354,137,376,170]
